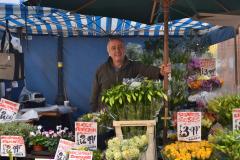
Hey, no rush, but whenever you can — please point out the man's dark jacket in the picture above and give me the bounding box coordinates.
[90,57,164,111]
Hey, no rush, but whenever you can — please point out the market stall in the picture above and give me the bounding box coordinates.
[0,2,239,160]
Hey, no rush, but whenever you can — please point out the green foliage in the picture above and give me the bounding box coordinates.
[0,122,36,142]
[209,130,240,160]
[170,64,189,107]
[101,79,167,121]
[207,94,240,126]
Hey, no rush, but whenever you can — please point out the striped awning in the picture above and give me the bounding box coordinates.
[0,4,220,37]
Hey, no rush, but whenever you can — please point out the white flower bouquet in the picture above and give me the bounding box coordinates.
[105,135,148,160]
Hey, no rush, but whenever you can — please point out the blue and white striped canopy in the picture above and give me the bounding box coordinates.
[0,4,220,37]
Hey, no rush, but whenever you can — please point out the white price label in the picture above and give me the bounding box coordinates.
[75,122,97,150]
[177,112,201,141]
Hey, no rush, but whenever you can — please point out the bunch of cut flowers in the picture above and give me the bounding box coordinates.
[105,135,148,160]
[187,75,223,92]
[161,140,213,160]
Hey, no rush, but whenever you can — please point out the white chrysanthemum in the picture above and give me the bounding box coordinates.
[128,148,140,159]
[122,150,131,159]
[105,149,114,160]
[108,137,121,148]
[113,151,123,160]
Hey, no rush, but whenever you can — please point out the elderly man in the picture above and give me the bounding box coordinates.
[90,38,171,111]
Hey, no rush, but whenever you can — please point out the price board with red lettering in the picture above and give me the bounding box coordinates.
[68,150,92,160]
[233,108,240,131]
[0,136,26,157]
[177,112,201,141]
[54,139,75,160]
[200,58,216,76]
[0,98,19,123]
[75,122,97,150]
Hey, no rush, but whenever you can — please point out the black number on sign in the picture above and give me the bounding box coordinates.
[2,144,11,154]
[87,135,96,144]
[201,68,208,75]
[180,125,189,137]
[189,126,200,135]
[77,134,87,145]
[13,145,21,154]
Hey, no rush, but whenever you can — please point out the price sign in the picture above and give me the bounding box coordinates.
[75,122,97,150]
[54,139,75,160]
[177,112,201,141]
[68,150,92,160]
[0,136,26,157]
[0,98,19,123]
[200,58,216,76]
[233,108,240,131]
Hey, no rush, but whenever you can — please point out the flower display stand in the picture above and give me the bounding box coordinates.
[113,120,157,160]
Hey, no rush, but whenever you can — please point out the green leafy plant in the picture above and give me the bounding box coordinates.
[209,129,240,160]
[207,94,240,127]
[101,79,167,121]
[0,122,35,143]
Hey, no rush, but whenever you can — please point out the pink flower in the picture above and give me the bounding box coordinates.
[53,133,58,138]
[48,130,54,135]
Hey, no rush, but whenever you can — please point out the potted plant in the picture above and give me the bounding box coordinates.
[29,125,74,153]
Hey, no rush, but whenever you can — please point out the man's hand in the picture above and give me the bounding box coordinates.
[160,63,171,76]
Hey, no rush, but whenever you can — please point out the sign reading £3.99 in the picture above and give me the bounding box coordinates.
[177,112,201,141]
[0,98,19,123]
[0,136,26,157]
[75,122,97,150]
[200,58,216,76]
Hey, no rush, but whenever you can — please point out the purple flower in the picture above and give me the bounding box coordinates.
[201,80,212,92]
[188,58,201,70]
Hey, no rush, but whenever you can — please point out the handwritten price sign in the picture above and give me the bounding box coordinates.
[75,122,97,150]
[0,98,19,123]
[0,136,26,157]
[233,108,240,131]
[177,112,201,141]
[54,139,75,160]
[68,150,92,160]
[200,58,216,76]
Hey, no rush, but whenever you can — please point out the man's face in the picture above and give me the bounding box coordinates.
[107,39,125,64]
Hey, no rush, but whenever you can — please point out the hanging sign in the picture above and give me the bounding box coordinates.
[75,122,97,150]
[54,139,75,160]
[68,150,93,160]
[177,112,201,141]
[0,98,19,123]
[233,108,240,131]
[0,136,26,157]
[199,58,216,76]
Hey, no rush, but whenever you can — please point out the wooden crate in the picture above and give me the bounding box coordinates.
[113,120,157,160]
